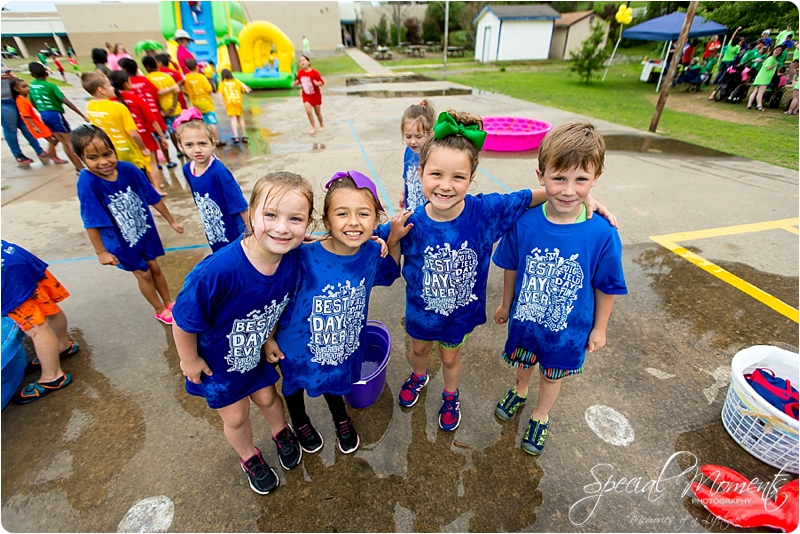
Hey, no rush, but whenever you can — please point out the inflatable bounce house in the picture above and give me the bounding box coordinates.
[160,1,295,89]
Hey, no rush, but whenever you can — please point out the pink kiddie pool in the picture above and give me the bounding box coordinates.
[482,116,553,152]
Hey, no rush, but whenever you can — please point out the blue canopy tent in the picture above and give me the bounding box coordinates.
[618,12,728,91]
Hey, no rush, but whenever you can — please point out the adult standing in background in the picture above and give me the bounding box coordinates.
[173,30,195,74]
[702,35,721,60]
[1,70,47,164]
[302,35,311,57]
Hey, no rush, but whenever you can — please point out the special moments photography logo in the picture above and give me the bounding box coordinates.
[568,451,796,529]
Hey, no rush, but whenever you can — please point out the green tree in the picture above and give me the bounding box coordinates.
[370,14,390,45]
[568,22,609,83]
[422,16,442,42]
[425,1,467,34]
[698,1,798,37]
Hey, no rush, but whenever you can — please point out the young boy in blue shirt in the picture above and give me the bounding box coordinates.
[491,122,627,455]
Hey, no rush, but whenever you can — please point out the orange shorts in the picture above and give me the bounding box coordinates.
[7,270,70,331]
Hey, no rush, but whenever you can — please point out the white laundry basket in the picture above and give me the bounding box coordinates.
[721,345,799,473]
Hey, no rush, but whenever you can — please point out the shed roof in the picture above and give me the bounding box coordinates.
[555,10,597,28]
[473,4,561,24]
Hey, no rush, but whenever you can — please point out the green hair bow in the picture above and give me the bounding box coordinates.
[433,112,487,150]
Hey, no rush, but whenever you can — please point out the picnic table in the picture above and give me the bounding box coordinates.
[446,46,465,57]
[426,41,442,52]
[405,45,426,58]
[373,46,392,60]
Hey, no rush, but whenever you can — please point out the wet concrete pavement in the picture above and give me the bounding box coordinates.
[1,72,798,533]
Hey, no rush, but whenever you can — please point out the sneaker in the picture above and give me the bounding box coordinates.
[398,372,429,407]
[438,390,461,431]
[295,418,324,453]
[522,416,549,455]
[241,448,279,494]
[495,387,527,421]
[334,416,360,454]
[15,155,34,164]
[273,424,302,470]
[166,161,178,169]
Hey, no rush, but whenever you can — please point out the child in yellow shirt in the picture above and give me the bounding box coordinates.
[81,73,152,183]
[218,69,251,144]
[183,58,222,146]
[142,55,183,157]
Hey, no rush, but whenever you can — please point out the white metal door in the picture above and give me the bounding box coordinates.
[482,26,492,62]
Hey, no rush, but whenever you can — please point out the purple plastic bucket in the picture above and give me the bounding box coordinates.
[482,116,553,152]
[344,320,391,409]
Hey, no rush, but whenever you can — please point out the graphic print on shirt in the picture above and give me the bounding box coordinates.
[226,294,289,373]
[108,186,150,247]
[514,247,584,332]
[308,279,366,366]
[422,241,478,316]
[404,163,425,210]
[299,76,315,95]
[193,192,227,246]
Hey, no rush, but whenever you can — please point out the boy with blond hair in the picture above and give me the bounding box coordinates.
[491,122,627,455]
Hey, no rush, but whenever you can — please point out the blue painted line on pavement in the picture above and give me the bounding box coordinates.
[348,120,396,215]
[477,165,513,193]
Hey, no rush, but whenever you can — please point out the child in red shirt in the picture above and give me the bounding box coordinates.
[292,54,324,134]
[118,58,177,170]
[52,57,67,83]
[108,70,169,195]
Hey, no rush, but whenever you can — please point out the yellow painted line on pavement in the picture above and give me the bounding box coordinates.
[650,218,799,324]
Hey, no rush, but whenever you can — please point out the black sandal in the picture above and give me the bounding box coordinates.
[241,137,249,144]
[232,137,240,144]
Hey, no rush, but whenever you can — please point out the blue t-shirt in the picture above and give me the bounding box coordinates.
[378,190,532,345]
[275,240,400,398]
[77,161,165,272]
[172,236,297,409]
[182,157,248,253]
[403,147,426,211]
[1,240,49,316]
[492,207,628,371]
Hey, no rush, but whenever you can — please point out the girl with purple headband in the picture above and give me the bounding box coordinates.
[267,170,410,455]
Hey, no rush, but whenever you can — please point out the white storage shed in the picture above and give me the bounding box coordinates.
[473,4,561,63]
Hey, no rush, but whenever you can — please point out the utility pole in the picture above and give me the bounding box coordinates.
[443,0,449,80]
[649,1,697,132]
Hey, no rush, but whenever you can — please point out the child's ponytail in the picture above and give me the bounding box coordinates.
[419,110,485,176]
[401,99,437,135]
[107,70,131,111]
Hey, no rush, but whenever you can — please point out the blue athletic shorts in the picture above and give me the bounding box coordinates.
[40,110,70,133]
[202,111,218,125]
[164,115,178,134]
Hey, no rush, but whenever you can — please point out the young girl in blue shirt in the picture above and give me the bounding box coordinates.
[268,171,408,455]
[72,125,184,325]
[174,109,249,253]
[398,100,436,211]
[383,110,617,432]
[172,172,312,495]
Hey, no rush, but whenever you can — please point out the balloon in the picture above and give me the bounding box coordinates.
[616,5,633,24]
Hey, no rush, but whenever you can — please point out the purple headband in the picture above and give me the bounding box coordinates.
[172,107,203,129]
[325,170,384,212]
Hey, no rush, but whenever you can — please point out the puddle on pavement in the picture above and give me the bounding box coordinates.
[346,74,434,86]
[349,88,477,98]
[674,419,792,533]
[633,245,798,351]
[254,385,543,532]
[1,328,146,522]
[604,135,736,158]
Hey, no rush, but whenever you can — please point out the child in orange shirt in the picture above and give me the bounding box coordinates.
[9,79,68,164]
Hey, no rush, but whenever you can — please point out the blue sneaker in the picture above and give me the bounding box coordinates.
[495,387,526,421]
[522,416,549,455]
[438,390,461,431]
[398,372,429,407]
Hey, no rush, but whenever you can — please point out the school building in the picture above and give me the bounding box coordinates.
[1,2,343,60]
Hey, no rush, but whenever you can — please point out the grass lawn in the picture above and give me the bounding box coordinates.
[312,54,365,76]
[379,51,476,68]
[430,61,799,170]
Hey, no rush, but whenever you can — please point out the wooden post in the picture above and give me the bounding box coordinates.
[649,1,698,133]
